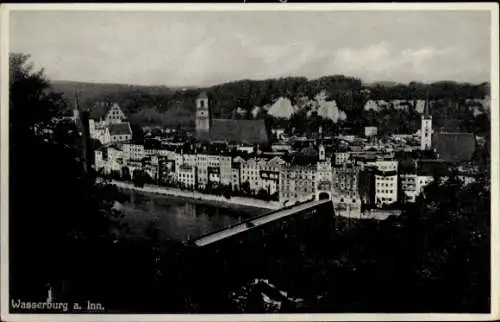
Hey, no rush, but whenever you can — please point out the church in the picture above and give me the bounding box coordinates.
[420,98,476,164]
[194,92,269,145]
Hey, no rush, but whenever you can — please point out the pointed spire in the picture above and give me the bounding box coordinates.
[74,90,79,108]
[424,89,431,117]
[73,90,80,123]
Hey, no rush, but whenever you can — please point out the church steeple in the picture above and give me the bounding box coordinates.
[420,89,433,151]
[73,91,80,124]
[423,89,431,118]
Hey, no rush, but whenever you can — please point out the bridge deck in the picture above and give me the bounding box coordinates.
[193,199,331,247]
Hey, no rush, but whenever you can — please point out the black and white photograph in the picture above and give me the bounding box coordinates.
[1,3,498,321]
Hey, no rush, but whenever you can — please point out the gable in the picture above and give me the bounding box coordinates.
[105,103,126,119]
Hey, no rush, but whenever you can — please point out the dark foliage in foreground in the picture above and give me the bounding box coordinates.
[178,172,489,313]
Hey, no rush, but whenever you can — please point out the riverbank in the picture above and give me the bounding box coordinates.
[108,180,281,211]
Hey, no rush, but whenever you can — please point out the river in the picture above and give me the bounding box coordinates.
[116,189,268,242]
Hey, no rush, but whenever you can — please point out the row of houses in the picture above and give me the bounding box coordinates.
[94,141,476,208]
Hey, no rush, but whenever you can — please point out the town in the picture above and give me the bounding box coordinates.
[76,91,485,218]
[6,6,494,317]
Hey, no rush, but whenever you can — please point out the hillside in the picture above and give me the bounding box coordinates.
[51,80,176,113]
[50,76,490,136]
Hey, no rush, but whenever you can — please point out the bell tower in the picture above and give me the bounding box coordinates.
[196,92,210,135]
[420,92,433,151]
[319,144,326,161]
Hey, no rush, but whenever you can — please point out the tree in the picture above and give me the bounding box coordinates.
[257,188,269,201]
[133,169,145,187]
[9,53,125,306]
[223,185,232,199]
[240,181,251,196]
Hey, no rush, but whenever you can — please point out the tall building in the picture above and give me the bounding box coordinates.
[316,144,333,200]
[374,160,399,207]
[420,95,432,151]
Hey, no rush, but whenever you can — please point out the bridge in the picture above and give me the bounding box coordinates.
[190,199,335,248]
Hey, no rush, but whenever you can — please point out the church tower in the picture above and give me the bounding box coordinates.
[420,92,432,151]
[196,92,210,135]
[319,144,326,161]
[72,91,80,124]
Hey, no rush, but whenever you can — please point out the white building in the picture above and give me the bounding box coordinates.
[241,158,264,193]
[364,126,378,137]
[194,153,232,189]
[316,145,333,200]
[175,153,197,185]
[376,160,398,172]
[375,173,398,206]
[259,156,283,196]
[420,101,433,150]
[88,102,132,145]
[94,149,106,172]
[334,152,351,166]
[374,160,399,207]
[219,155,233,186]
[195,154,210,189]
[123,144,145,161]
[231,156,246,191]
[237,145,255,154]
[177,164,196,189]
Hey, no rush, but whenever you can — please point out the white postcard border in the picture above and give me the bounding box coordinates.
[1,2,498,322]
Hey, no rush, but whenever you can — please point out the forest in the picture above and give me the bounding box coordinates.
[52,76,490,137]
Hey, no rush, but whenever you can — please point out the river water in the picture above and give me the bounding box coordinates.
[117,190,268,242]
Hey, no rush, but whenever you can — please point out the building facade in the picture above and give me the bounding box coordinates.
[89,103,132,145]
[279,163,316,205]
[332,164,360,205]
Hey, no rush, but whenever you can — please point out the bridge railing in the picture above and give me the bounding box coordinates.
[188,198,331,246]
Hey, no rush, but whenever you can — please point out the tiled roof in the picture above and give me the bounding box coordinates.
[433,132,476,163]
[109,122,132,136]
[196,119,268,145]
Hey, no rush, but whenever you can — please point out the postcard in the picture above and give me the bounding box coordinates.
[1,2,498,321]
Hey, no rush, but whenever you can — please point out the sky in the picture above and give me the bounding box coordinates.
[9,9,492,87]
